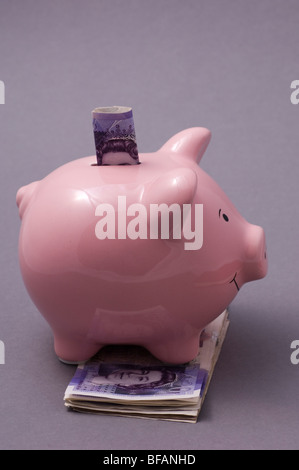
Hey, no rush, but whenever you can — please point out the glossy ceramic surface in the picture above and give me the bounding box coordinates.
[16,128,267,363]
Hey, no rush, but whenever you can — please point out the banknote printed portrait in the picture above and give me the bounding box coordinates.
[91,363,177,393]
[92,108,140,166]
[70,362,207,397]
[95,135,139,166]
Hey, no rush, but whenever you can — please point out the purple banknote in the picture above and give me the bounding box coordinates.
[92,106,140,165]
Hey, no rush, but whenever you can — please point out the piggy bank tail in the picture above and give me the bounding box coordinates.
[16,181,40,219]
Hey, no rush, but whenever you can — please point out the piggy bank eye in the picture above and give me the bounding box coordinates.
[219,209,229,222]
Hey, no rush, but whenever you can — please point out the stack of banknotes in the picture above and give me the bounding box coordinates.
[64,310,229,423]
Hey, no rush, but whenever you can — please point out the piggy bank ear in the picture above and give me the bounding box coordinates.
[142,168,197,207]
[141,168,198,239]
[16,181,40,219]
[160,127,211,163]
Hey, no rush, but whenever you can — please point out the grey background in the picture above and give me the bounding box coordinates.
[0,0,298,450]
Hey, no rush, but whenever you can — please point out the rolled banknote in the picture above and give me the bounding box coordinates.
[92,106,140,165]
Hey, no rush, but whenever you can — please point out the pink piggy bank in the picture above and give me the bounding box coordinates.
[16,128,267,364]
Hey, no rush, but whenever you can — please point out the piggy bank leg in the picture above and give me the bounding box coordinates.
[53,332,102,364]
[147,335,200,364]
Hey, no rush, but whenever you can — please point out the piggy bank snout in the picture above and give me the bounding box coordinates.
[243,224,267,283]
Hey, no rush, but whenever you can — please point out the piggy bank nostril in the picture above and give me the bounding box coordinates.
[264,251,267,260]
